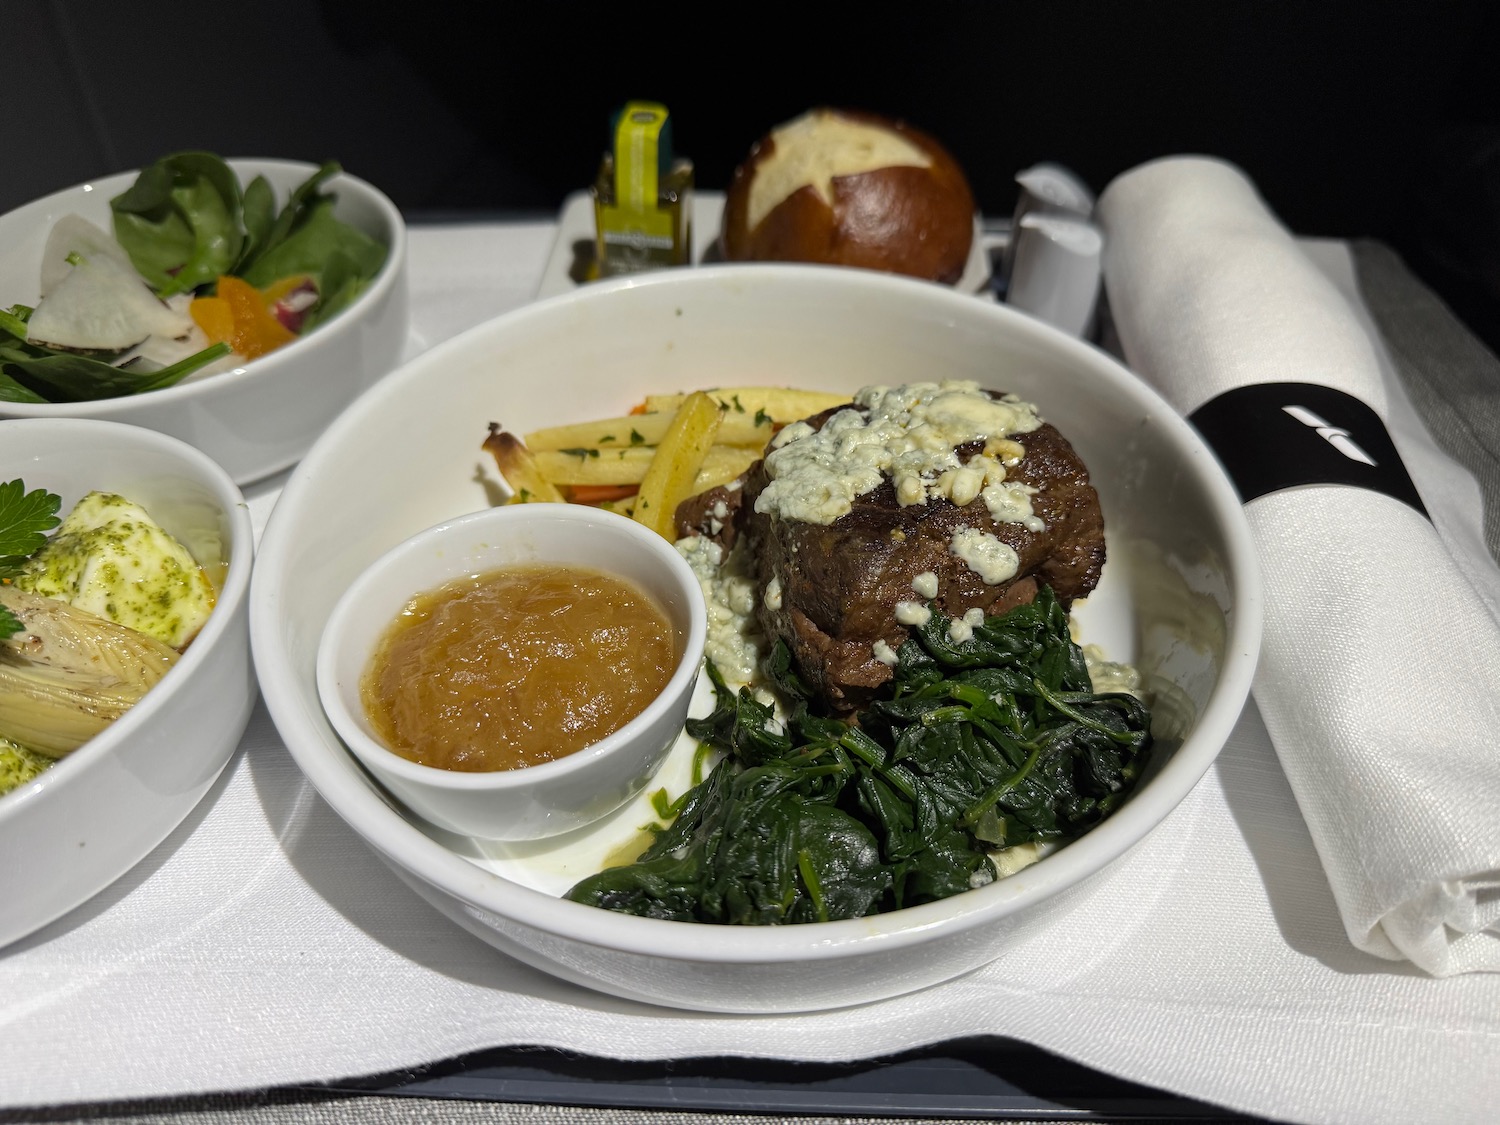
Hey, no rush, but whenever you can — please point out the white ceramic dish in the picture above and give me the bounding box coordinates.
[0,158,410,486]
[318,502,706,841]
[0,418,256,947]
[253,263,1261,1013]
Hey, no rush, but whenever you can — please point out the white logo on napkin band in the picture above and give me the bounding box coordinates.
[1282,405,1378,467]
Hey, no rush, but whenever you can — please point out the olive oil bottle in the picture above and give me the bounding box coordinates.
[592,100,693,278]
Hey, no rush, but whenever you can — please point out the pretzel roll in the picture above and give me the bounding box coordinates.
[721,108,977,284]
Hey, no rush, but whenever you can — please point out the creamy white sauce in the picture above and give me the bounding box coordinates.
[990,841,1051,879]
[1082,643,1145,698]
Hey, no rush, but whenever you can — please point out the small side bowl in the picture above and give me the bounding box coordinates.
[0,159,410,486]
[316,503,707,841]
[0,417,255,947]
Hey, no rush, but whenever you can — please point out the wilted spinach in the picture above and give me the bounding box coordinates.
[566,586,1153,924]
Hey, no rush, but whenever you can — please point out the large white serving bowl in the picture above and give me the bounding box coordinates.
[0,158,410,486]
[252,263,1262,1013]
[0,418,256,947]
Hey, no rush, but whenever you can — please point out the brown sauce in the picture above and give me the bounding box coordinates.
[361,563,679,772]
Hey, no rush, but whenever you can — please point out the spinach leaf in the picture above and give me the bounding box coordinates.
[298,248,367,333]
[567,586,1153,925]
[111,152,244,295]
[0,313,50,403]
[0,371,47,404]
[251,160,340,265]
[0,305,30,341]
[0,342,230,402]
[239,196,386,296]
[239,175,277,267]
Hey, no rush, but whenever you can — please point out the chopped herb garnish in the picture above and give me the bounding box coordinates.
[754,407,772,427]
[560,447,600,460]
[629,429,646,446]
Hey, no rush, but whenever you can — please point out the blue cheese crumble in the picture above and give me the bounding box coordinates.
[755,380,1042,525]
[950,526,1021,585]
[676,535,764,689]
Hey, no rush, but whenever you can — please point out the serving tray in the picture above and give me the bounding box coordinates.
[537,190,1000,300]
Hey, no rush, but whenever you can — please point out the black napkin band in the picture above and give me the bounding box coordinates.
[1187,382,1429,518]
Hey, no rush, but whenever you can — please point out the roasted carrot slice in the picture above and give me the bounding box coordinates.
[568,483,641,505]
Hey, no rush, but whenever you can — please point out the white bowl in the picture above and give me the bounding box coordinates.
[0,158,410,486]
[0,417,256,947]
[252,263,1262,1013]
[317,503,706,841]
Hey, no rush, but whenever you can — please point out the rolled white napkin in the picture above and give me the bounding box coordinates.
[1096,155,1500,975]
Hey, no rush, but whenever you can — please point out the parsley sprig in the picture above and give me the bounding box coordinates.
[0,479,62,638]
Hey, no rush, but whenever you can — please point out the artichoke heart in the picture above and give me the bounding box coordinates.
[0,586,179,757]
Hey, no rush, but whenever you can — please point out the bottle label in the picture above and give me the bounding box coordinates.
[602,102,674,248]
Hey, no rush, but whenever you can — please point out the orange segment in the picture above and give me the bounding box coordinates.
[189,295,235,344]
[218,275,297,359]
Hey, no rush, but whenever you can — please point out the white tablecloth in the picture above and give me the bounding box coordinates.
[3,221,1497,1125]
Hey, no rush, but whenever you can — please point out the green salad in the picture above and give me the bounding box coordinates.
[2,152,387,405]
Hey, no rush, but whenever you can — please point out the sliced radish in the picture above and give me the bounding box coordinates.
[27,215,194,352]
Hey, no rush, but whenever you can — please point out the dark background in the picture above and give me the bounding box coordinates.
[10,0,1500,349]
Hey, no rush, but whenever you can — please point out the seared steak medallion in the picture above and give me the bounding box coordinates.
[676,381,1105,714]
